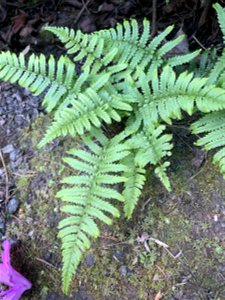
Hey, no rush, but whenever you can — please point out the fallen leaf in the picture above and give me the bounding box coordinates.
[98,3,115,12]
[154,291,162,300]
[11,11,28,34]
[62,0,82,8]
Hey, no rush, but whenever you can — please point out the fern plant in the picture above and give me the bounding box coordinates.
[1,5,225,294]
[190,3,225,176]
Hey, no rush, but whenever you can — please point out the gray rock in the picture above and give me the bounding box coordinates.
[114,250,125,261]
[74,288,93,300]
[9,149,20,162]
[84,253,95,266]
[119,265,128,276]
[119,265,133,277]
[0,216,5,231]
[7,198,20,214]
[0,168,4,176]
[2,144,14,154]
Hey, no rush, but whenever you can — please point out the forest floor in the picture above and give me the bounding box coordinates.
[0,1,225,299]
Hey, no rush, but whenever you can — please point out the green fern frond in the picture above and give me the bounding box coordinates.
[207,50,225,86]
[191,111,225,176]
[206,5,225,86]
[0,52,78,112]
[45,19,199,75]
[189,48,217,78]
[154,162,171,191]
[213,3,225,41]
[57,129,129,293]
[127,124,172,190]
[38,90,132,147]
[130,66,225,125]
[2,9,225,296]
[122,153,146,219]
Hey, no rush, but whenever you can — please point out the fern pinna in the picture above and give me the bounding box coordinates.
[1,4,225,293]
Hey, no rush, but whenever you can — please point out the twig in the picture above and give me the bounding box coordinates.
[151,0,157,37]
[0,150,9,204]
[141,197,152,212]
[74,0,91,26]
[198,0,212,29]
[189,160,207,180]
[192,35,207,50]
[35,257,58,269]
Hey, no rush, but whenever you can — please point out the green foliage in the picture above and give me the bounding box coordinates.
[191,111,225,176]
[57,129,129,293]
[190,4,225,177]
[44,19,200,76]
[1,4,225,294]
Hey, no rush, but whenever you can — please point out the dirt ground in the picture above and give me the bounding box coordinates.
[1,1,225,299]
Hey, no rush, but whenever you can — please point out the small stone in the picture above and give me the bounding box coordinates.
[119,265,128,276]
[74,288,94,300]
[9,149,19,162]
[44,252,52,262]
[84,253,95,266]
[28,230,34,237]
[6,198,20,214]
[113,250,126,262]
[214,214,218,222]
[0,216,5,231]
[103,269,110,277]
[2,144,14,154]
[0,169,4,176]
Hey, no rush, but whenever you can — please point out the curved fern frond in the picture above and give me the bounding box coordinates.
[127,124,172,190]
[189,48,217,78]
[207,5,225,86]
[191,111,225,176]
[207,50,225,86]
[0,51,78,112]
[213,3,225,41]
[45,19,199,75]
[57,129,129,293]
[130,66,225,125]
[38,91,132,147]
[122,153,146,219]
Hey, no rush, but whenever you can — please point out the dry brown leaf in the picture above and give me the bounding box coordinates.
[11,11,28,34]
[154,291,162,300]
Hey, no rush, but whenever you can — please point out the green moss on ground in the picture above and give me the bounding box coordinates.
[5,118,225,299]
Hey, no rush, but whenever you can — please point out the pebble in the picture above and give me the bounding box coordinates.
[6,198,20,214]
[74,289,93,300]
[84,253,95,266]
[9,149,19,162]
[2,144,14,154]
[113,250,125,261]
[119,265,128,276]
[0,216,5,231]
[119,265,133,277]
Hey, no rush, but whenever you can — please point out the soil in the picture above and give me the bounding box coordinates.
[1,1,225,299]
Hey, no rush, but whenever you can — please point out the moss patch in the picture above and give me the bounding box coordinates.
[5,118,225,299]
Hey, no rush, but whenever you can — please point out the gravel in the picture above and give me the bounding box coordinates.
[0,82,42,237]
